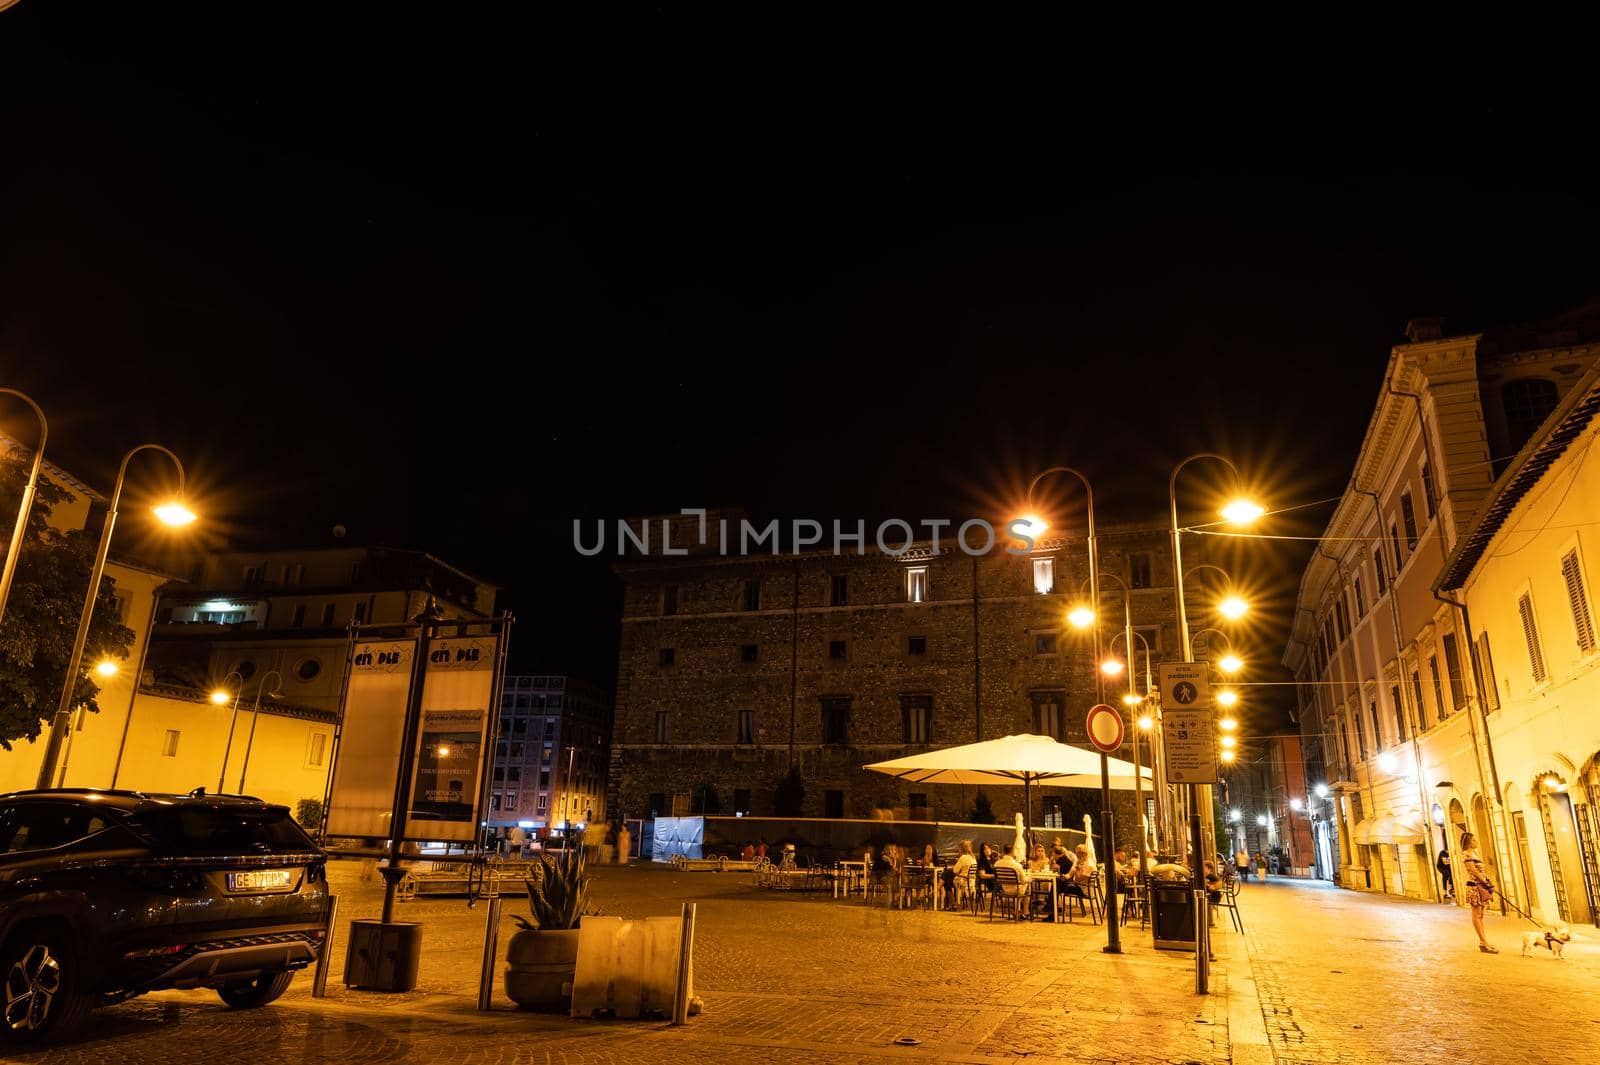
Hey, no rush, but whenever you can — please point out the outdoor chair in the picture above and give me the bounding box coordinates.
[903,867,936,909]
[988,866,1027,921]
[1026,876,1055,920]
[1215,875,1244,932]
[1120,876,1149,928]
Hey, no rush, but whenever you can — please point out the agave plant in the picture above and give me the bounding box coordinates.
[516,846,589,930]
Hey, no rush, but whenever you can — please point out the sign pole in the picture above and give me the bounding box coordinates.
[380,599,442,925]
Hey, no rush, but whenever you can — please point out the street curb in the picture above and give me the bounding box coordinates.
[1220,927,1274,1065]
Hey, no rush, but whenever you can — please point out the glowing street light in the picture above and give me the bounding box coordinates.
[153,501,198,526]
[1290,798,1304,812]
[1137,714,1154,731]
[1014,514,1049,539]
[1122,692,1142,707]
[1314,783,1329,798]
[1218,716,1239,732]
[1220,749,1236,763]
[1067,605,1095,629]
[1217,689,1239,708]
[209,689,231,705]
[1219,735,1237,749]
[1256,814,1268,827]
[1218,595,1249,620]
[94,659,120,678]
[1218,653,1243,674]
[1229,808,1242,822]
[1100,657,1125,677]
[1221,499,1265,525]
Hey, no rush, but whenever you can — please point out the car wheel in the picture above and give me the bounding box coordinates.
[216,969,294,1009]
[1,932,92,1045]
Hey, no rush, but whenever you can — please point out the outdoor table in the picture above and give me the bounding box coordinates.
[1023,870,1058,921]
[835,860,866,898]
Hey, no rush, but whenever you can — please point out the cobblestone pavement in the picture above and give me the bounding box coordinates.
[12,861,1234,1064]
[1235,876,1600,1065]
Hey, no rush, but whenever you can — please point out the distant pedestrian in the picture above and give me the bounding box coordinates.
[1235,847,1250,881]
[1437,847,1455,900]
[756,837,768,860]
[1460,832,1499,953]
[509,824,527,859]
[1254,851,1268,880]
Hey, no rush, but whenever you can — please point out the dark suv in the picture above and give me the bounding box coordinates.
[0,789,329,1046]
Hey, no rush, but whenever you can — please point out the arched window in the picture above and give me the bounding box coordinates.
[1502,377,1560,455]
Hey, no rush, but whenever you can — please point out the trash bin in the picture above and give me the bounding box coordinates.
[344,920,423,991]
[1150,883,1197,951]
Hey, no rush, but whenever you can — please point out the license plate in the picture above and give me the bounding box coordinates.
[226,869,294,893]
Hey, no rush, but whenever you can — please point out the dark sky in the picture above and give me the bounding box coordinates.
[5,7,1600,731]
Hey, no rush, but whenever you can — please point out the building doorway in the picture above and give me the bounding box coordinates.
[1537,776,1594,925]
[1314,820,1334,880]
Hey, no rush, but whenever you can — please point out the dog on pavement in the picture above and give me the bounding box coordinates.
[1520,926,1571,958]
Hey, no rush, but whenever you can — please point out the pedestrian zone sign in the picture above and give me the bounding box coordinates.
[1158,661,1211,707]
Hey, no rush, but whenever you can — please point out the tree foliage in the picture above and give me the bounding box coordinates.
[0,454,136,750]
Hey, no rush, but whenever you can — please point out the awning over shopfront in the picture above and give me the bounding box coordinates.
[1355,811,1426,846]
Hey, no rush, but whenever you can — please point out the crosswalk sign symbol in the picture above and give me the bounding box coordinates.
[1173,681,1197,704]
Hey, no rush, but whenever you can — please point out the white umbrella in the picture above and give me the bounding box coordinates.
[1082,814,1097,864]
[863,733,1153,849]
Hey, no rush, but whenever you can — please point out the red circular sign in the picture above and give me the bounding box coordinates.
[1086,704,1124,752]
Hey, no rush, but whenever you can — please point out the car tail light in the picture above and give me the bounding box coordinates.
[124,944,188,960]
[306,860,326,885]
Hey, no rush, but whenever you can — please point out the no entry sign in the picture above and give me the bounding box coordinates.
[1086,703,1124,752]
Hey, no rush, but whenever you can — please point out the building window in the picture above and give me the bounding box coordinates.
[1400,490,1419,549]
[1516,593,1547,684]
[908,792,929,820]
[821,698,850,745]
[830,573,848,606]
[307,732,326,767]
[1561,549,1596,654]
[353,601,367,624]
[321,602,336,626]
[659,647,675,668]
[1476,632,1500,712]
[907,567,928,603]
[1389,521,1404,570]
[1429,655,1446,720]
[1411,668,1428,731]
[535,795,546,814]
[296,658,321,681]
[661,584,680,616]
[1368,701,1382,755]
[243,565,261,585]
[162,729,180,757]
[1420,459,1437,519]
[901,695,932,744]
[1032,557,1055,594]
[1442,631,1469,707]
[291,604,306,627]
[1031,692,1063,741]
[1502,377,1560,455]
[1390,684,1406,744]
[1353,577,1366,618]
[1355,706,1369,761]
[740,643,759,663]
[655,712,670,744]
[1127,552,1152,590]
[824,790,845,819]
[741,579,761,612]
[829,639,847,660]
[539,771,550,788]
[648,792,667,817]
[1034,632,1058,656]
[1373,546,1388,595]
[1134,625,1161,653]
[734,789,751,816]
[908,635,926,655]
[738,709,756,745]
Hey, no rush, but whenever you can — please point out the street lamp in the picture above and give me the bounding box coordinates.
[1169,452,1258,994]
[236,669,283,793]
[1107,620,1166,866]
[1027,465,1120,956]
[0,388,47,627]
[35,444,193,789]
[213,671,245,793]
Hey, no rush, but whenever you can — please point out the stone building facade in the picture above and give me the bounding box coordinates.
[608,515,1211,838]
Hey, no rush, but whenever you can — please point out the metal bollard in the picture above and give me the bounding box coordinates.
[672,901,697,1026]
[312,893,339,998]
[1194,891,1210,994]
[477,895,502,1011]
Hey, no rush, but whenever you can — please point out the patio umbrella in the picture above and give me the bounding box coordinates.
[863,733,1152,850]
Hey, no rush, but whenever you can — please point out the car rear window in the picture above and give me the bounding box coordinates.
[130,805,315,855]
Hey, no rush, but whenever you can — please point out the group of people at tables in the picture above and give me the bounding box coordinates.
[860,838,1230,922]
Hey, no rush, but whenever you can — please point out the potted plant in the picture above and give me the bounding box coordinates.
[504,846,589,1011]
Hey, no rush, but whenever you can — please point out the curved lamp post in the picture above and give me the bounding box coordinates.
[212,672,245,793]
[36,445,194,789]
[1168,452,1260,993]
[1109,625,1164,870]
[0,387,47,626]
[1026,465,1120,955]
[236,669,283,794]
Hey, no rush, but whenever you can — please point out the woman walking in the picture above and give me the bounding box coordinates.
[1460,832,1499,953]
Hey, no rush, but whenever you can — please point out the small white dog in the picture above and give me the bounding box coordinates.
[1520,926,1571,958]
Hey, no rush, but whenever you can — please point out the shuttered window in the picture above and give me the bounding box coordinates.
[1561,549,1596,654]
[1518,592,1548,684]
[1476,633,1500,712]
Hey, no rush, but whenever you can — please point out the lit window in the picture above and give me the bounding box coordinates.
[1032,557,1055,594]
[307,732,326,767]
[907,567,928,603]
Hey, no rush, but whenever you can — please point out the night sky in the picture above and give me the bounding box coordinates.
[5,7,1600,732]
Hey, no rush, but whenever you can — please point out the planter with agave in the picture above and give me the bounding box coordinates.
[504,847,590,1011]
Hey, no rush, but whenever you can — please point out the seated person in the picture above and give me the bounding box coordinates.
[1203,861,1224,924]
[1026,844,1051,874]
[1051,842,1073,877]
[993,843,1027,879]
[949,840,977,900]
[740,841,756,862]
[1061,844,1096,896]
